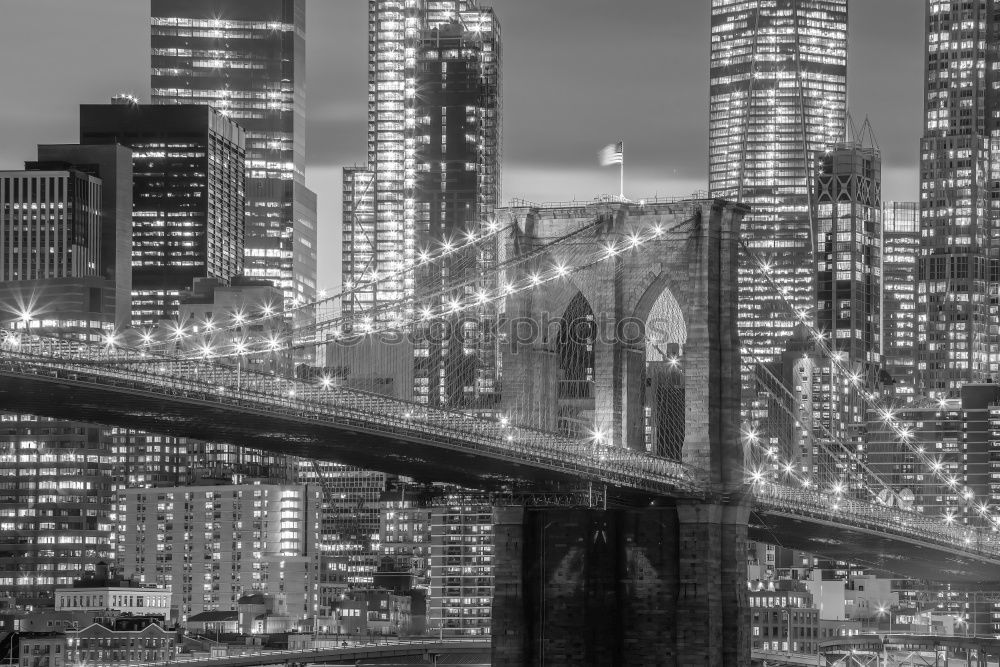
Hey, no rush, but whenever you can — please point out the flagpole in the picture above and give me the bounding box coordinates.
[619,141,624,201]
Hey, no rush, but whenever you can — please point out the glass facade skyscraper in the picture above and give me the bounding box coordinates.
[343,0,501,409]
[708,0,848,384]
[917,0,1000,397]
[150,0,317,310]
[343,0,500,317]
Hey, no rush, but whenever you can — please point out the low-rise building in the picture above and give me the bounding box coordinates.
[332,589,412,638]
[748,579,819,654]
[64,616,174,666]
[54,563,171,620]
[18,632,66,667]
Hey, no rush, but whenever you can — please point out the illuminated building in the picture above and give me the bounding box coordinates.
[79,102,246,326]
[0,150,124,606]
[0,166,102,283]
[882,201,920,401]
[814,135,882,368]
[119,483,321,622]
[917,0,998,397]
[708,0,848,393]
[754,135,881,483]
[428,494,492,637]
[295,460,386,608]
[34,144,134,329]
[866,383,999,525]
[342,0,501,408]
[150,0,317,310]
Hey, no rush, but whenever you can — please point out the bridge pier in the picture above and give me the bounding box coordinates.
[492,501,750,666]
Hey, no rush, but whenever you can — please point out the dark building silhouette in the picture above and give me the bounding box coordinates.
[80,102,246,325]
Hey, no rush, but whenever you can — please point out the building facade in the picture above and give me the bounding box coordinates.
[708,0,848,395]
[0,150,124,606]
[882,201,920,401]
[150,0,317,309]
[80,102,246,326]
[918,0,1000,396]
[342,0,501,409]
[118,483,321,622]
[0,167,102,282]
[866,383,1000,524]
[428,495,492,637]
[748,579,820,655]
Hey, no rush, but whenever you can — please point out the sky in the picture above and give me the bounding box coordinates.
[0,0,924,291]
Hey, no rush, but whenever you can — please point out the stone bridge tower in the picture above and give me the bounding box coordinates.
[492,198,751,666]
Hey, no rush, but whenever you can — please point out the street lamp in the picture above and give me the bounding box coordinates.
[876,604,891,635]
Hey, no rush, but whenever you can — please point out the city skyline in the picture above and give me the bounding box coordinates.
[0,0,921,291]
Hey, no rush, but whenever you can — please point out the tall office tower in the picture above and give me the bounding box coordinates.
[814,136,882,370]
[120,483,321,622]
[882,202,920,402]
[918,1,1000,397]
[0,153,128,605]
[150,0,318,310]
[343,0,500,408]
[709,1,848,390]
[80,103,246,326]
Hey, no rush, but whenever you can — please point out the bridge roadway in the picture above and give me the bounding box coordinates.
[4,346,1000,583]
[151,638,489,666]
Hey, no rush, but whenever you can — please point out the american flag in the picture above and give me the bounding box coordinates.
[599,141,624,166]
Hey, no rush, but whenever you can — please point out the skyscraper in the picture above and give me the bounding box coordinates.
[80,103,246,325]
[343,0,501,408]
[917,0,999,397]
[709,1,848,385]
[814,136,882,368]
[150,0,317,309]
[882,201,920,401]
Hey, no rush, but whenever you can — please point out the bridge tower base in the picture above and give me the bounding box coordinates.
[492,503,750,666]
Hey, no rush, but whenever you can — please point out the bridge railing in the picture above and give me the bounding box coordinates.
[754,482,1000,560]
[0,338,703,496]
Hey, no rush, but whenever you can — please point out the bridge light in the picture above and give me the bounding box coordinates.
[235,341,247,355]
[832,482,844,496]
[464,230,477,242]
[319,289,328,299]
[943,511,956,525]
[262,303,274,317]
[604,243,618,258]
[267,337,281,351]
[963,489,974,501]
[419,250,430,263]
[529,273,542,286]
[442,240,453,253]
[320,376,333,389]
[553,264,568,277]
[233,311,246,326]
[652,224,662,236]
[629,233,642,248]
[102,332,118,348]
[749,468,765,484]
[487,220,499,232]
